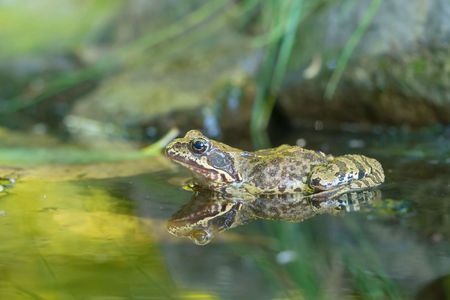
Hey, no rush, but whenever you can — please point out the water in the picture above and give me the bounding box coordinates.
[0,129,448,299]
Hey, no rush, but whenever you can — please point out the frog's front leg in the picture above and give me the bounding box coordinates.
[309,154,384,195]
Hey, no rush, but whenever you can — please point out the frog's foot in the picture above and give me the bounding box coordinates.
[0,177,16,193]
[309,154,384,194]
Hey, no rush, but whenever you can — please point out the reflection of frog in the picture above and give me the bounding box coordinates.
[167,189,382,245]
[165,130,385,195]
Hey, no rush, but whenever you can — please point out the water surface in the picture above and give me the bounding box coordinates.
[0,129,449,299]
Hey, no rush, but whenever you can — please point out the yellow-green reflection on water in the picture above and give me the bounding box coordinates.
[0,179,215,299]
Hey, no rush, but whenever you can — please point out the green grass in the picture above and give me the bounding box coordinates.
[250,0,304,147]
[324,0,383,100]
[248,0,384,144]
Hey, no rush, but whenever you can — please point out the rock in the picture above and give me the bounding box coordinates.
[69,32,257,139]
[279,0,450,126]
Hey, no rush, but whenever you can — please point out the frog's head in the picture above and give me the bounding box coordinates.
[165,130,242,189]
[167,192,243,245]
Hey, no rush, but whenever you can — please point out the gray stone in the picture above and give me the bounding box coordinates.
[280,0,450,126]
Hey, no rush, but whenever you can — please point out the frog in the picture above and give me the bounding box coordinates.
[167,189,382,245]
[165,130,385,196]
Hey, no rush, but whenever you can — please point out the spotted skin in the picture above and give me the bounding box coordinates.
[309,155,385,192]
[165,130,385,195]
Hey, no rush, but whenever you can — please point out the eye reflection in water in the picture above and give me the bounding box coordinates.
[167,189,384,245]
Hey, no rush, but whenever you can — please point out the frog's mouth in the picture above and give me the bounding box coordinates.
[167,199,242,245]
[166,151,221,181]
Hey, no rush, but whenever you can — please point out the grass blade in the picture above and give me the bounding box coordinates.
[324,0,383,100]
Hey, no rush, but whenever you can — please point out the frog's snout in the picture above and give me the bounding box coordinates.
[164,144,172,157]
[164,141,178,157]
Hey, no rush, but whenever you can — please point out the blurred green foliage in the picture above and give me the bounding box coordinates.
[0,0,120,58]
[250,0,304,146]
[0,0,382,136]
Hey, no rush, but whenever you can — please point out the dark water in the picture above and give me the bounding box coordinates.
[0,129,449,299]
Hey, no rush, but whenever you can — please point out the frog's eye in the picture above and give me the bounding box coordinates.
[190,138,209,154]
[190,229,212,245]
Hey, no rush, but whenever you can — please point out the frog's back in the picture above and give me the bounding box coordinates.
[236,145,328,194]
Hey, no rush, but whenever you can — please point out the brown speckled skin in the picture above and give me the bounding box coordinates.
[236,145,328,194]
[165,130,384,195]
